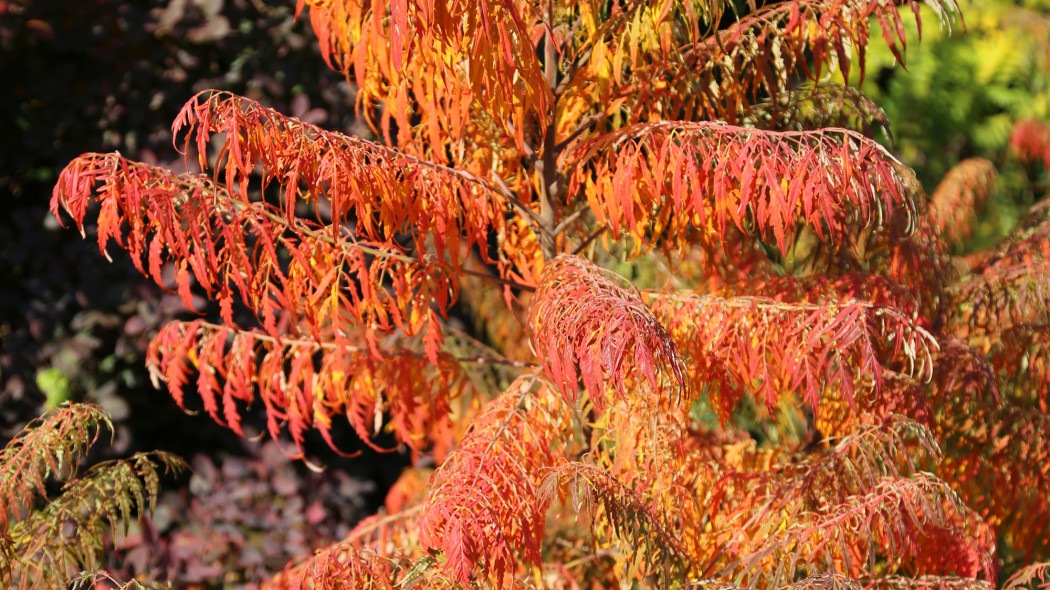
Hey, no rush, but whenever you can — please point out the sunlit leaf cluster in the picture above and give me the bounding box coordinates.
[45,0,1050,586]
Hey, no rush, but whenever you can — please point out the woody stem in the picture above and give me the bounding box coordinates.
[537,3,560,260]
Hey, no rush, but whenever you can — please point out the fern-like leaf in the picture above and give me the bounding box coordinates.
[746,83,893,138]
[942,259,1050,339]
[1011,119,1050,171]
[686,573,863,590]
[860,574,994,590]
[966,197,1050,275]
[263,543,398,590]
[418,377,574,586]
[986,324,1050,411]
[529,254,685,409]
[569,122,914,255]
[1003,561,1050,590]
[0,404,109,537]
[298,0,549,150]
[542,461,696,587]
[6,454,183,588]
[719,473,995,587]
[651,292,936,420]
[173,91,511,266]
[51,152,458,347]
[632,0,959,123]
[928,158,997,245]
[146,320,471,456]
[0,405,183,589]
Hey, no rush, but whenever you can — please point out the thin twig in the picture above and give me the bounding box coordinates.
[461,267,536,292]
[491,170,543,227]
[555,112,607,153]
[552,206,590,236]
[572,225,607,255]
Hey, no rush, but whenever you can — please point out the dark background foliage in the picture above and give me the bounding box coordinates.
[1,0,406,585]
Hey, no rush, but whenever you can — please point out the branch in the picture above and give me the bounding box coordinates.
[567,121,914,256]
[554,111,607,153]
[173,90,513,267]
[572,225,607,256]
[529,255,686,410]
[146,319,478,456]
[650,291,937,420]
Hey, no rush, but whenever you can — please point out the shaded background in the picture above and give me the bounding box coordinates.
[1,1,405,586]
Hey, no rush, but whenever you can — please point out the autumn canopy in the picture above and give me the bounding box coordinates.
[39,0,1050,586]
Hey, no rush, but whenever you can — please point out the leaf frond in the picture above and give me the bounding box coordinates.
[0,404,110,539]
[262,543,398,590]
[738,273,928,332]
[627,0,959,123]
[529,254,686,409]
[745,84,893,139]
[1011,119,1050,170]
[986,324,1050,412]
[5,452,184,589]
[71,570,174,590]
[966,196,1050,274]
[418,377,574,587]
[866,214,956,321]
[1004,561,1050,590]
[298,0,549,149]
[52,152,460,349]
[704,418,940,550]
[942,259,1050,339]
[928,158,997,246]
[542,461,697,587]
[569,122,914,256]
[146,320,474,457]
[651,292,936,420]
[173,90,514,266]
[860,574,994,590]
[717,473,995,587]
[934,402,1050,561]
[685,573,862,590]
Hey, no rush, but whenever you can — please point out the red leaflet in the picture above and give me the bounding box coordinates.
[423,309,443,366]
[569,122,912,256]
[528,255,685,409]
[651,292,936,421]
[146,320,470,457]
[418,380,573,586]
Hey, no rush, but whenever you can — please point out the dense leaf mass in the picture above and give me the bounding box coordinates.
[569,122,914,253]
[651,292,936,419]
[529,255,686,409]
[38,0,1050,586]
